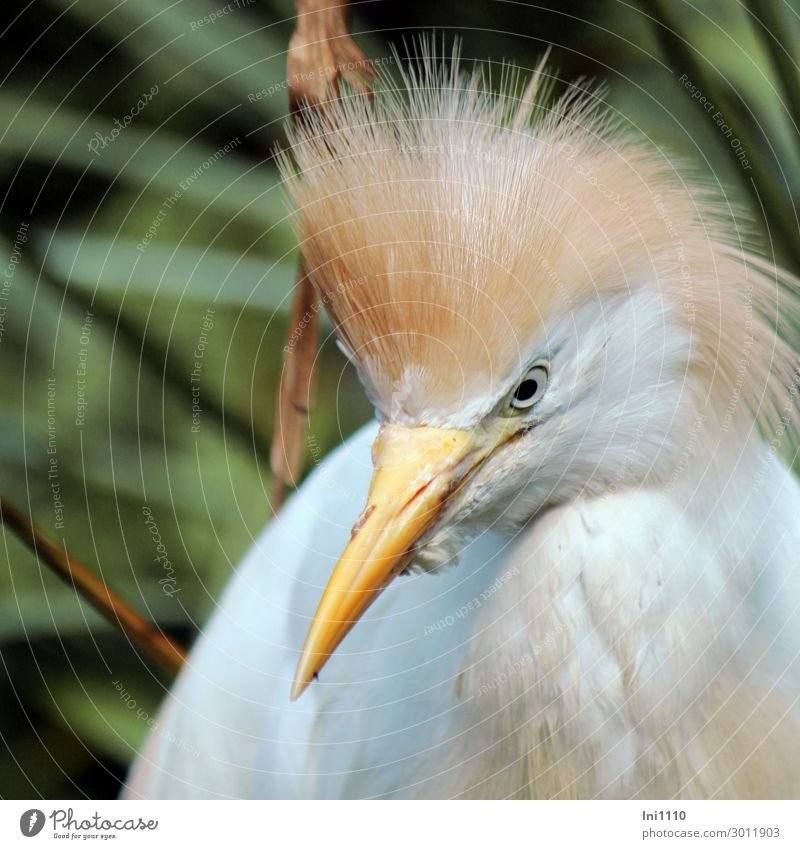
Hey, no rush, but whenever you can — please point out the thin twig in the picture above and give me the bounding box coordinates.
[270,261,318,508]
[270,0,375,511]
[0,498,186,677]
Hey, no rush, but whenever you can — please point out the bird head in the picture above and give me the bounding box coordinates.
[279,47,798,698]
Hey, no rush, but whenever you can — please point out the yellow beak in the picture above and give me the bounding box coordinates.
[291,424,482,699]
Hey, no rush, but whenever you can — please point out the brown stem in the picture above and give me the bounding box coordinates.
[0,498,187,677]
[270,261,319,510]
[288,0,377,114]
[270,0,375,511]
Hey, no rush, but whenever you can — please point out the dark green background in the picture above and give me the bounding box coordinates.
[1,0,798,798]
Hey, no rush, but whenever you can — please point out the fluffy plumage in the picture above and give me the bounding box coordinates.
[280,46,800,444]
[125,421,800,798]
[126,46,800,799]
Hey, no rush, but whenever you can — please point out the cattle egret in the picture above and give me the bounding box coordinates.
[126,51,800,799]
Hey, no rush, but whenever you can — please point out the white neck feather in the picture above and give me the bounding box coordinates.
[442,420,800,798]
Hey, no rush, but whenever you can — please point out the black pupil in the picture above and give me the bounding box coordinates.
[514,378,538,404]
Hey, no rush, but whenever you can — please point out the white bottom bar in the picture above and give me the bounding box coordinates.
[1,799,797,848]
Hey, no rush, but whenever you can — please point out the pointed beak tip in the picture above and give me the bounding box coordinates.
[289,678,307,701]
[290,653,319,700]
[288,425,481,700]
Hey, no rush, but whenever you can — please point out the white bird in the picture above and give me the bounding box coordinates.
[126,50,800,799]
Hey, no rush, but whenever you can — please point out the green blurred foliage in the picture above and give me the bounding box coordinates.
[0,0,798,798]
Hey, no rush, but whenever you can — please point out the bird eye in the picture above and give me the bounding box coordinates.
[509,365,548,411]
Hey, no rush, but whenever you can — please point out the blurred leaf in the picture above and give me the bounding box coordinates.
[46,0,292,124]
[38,231,303,314]
[0,89,291,235]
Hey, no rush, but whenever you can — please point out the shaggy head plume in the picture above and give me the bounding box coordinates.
[278,44,800,450]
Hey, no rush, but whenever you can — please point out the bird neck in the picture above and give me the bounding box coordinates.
[443,410,800,798]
